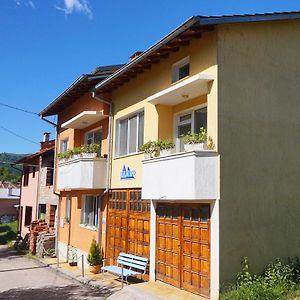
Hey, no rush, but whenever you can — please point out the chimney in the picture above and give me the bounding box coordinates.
[129,51,143,62]
[43,132,50,142]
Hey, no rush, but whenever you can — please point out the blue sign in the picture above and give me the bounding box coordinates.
[120,165,136,180]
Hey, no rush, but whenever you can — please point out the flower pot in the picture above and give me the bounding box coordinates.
[184,142,206,152]
[89,265,100,274]
[160,148,176,156]
[69,261,77,267]
[144,153,152,159]
[82,153,97,158]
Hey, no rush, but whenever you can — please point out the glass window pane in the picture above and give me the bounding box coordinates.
[138,112,144,149]
[192,208,199,221]
[94,131,102,144]
[178,63,189,80]
[119,119,128,156]
[129,115,137,153]
[184,208,190,220]
[194,107,207,133]
[201,205,210,222]
[178,124,191,151]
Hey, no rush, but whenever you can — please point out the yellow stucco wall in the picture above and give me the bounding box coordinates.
[110,31,218,188]
[217,20,300,284]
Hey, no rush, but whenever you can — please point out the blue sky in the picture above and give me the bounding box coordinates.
[0,0,299,154]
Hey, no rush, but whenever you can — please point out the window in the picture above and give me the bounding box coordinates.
[172,57,190,83]
[85,128,102,156]
[32,167,36,178]
[60,138,69,153]
[116,111,144,157]
[65,193,71,223]
[23,167,29,187]
[176,106,207,151]
[38,204,46,220]
[24,206,32,226]
[46,158,54,186]
[81,195,100,227]
[85,128,102,145]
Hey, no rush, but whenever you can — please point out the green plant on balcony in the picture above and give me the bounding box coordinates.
[183,127,207,144]
[58,143,101,160]
[156,139,176,156]
[156,139,175,150]
[139,141,157,158]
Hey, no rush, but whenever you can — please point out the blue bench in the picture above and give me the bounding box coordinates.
[101,252,148,286]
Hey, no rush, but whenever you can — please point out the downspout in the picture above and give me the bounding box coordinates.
[92,91,112,250]
[11,164,23,234]
[52,124,61,259]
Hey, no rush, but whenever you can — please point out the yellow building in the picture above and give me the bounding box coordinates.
[41,11,300,299]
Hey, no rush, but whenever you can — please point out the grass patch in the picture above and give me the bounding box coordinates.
[0,221,18,245]
[220,257,300,300]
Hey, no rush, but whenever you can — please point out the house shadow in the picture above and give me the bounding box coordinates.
[0,284,111,299]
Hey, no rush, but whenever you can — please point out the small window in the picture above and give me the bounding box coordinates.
[65,193,71,223]
[46,159,54,186]
[23,167,29,187]
[38,204,46,220]
[81,195,100,227]
[115,111,144,157]
[24,206,32,226]
[32,167,36,178]
[172,57,190,83]
[60,138,69,153]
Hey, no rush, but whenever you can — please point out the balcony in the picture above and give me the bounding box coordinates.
[57,155,107,190]
[142,151,219,200]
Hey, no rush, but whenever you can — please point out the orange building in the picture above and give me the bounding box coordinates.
[40,65,123,266]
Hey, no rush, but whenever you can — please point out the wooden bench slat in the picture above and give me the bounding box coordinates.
[117,260,147,271]
[119,252,148,262]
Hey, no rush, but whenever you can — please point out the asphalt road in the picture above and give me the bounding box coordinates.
[0,245,107,300]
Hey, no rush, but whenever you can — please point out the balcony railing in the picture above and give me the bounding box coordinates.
[142,150,219,200]
[57,154,107,190]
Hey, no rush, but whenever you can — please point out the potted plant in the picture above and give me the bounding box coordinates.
[72,147,82,158]
[183,127,207,151]
[68,246,78,266]
[81,143,100,158]
[140,141,156,159]
[156,139,175,156]
[87,239,102,274]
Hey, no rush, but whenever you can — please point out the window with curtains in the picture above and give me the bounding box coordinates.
[81,195,100,228]
[115,111,144,157]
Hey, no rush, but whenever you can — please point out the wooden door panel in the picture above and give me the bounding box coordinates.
[156,203,210,297]
[107,189,150,279]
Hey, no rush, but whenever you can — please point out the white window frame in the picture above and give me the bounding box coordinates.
[172,56,190,83]
[84,126,102,145]
[173,103,207,152]
[115,110,144,157]
[60,138,69,153]
[80,195,100,229]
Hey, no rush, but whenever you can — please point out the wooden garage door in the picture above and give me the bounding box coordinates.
[156,204,210,297]
[107,189,150,265]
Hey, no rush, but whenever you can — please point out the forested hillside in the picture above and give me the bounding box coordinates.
[0,153,27,183]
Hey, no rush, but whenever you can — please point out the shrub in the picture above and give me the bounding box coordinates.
[139,141,156,154]
[87,239,102,266]
[221,257,300,300]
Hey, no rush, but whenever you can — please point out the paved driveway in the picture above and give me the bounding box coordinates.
[0,245,106,300]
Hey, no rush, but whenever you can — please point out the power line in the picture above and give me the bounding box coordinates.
[0,125,39,145]
[0,101,39,116]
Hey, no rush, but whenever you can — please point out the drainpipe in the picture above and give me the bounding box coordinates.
[10,164,23,234]
[92,91,112,249]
